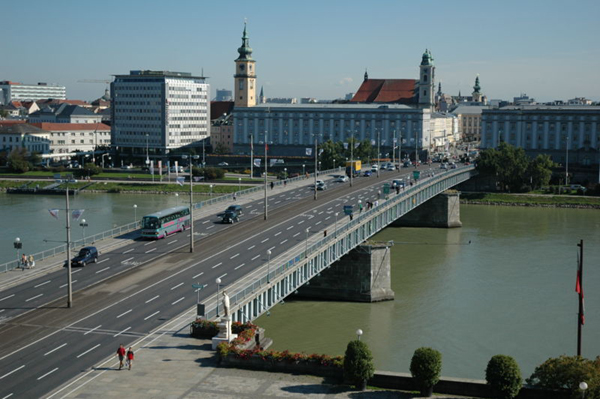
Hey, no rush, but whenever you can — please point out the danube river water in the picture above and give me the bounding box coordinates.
[256,205,600,380]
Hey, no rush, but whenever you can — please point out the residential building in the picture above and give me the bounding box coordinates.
[210,101,234,153]
[111,69,210,159]
[481,105,600,166]
[31,122,111,158]
[452,105,488,143]
[0,123,51,154]
[0,81,66,104]
[29,104,102,124]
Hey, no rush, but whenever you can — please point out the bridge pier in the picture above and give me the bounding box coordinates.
[392,190,462,228]
[295,243,395,302]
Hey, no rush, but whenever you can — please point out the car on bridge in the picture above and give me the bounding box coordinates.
[363,170,372,177]
[70,246,98,267]
[221,210,239,223]
[218,205,243,217]
[333,175,348,182]
[315,180,327,190]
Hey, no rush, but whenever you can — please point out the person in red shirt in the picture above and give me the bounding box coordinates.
[116,344,126,370]
[126,347,134,370]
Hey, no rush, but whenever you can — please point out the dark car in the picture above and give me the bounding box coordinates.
[221,210,239,224]
[218,205,242,217]
[71,246,98,267]
[363,170,372,177]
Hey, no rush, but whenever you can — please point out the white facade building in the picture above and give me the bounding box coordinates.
[111,70,209,158]
[0,123,51,154]
[31,122,111,158]
[0,81,66,104]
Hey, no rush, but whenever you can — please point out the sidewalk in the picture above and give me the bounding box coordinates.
[51,311,478,399]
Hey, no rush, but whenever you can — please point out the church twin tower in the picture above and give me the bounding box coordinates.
[234,24,436,109]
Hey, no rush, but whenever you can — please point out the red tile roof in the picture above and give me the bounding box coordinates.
[210,101,234,120]
[350,79,417,104]
[0,120,27,126]
[30,122,110,131]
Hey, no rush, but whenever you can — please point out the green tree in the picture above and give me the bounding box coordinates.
[527,355,600,399]
[319,140,345,169]
[343,340,375,390]
[0,109,8,118]
[214,142,230,155]
[486,355,522,399]
[477,143,531,192]
[7,148,30,173]
[410,347,443,396]
[527,154,555,189]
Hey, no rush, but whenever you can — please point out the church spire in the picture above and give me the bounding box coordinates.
[364,68,369,81]
[473,75,481,93]
[236,22,253,61]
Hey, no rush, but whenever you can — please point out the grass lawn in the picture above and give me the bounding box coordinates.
[461,192,600,206]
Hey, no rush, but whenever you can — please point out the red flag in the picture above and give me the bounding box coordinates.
[576,251,585,325]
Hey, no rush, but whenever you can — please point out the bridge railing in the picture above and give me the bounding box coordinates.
[201,166,476,319]
[0,168,342,273]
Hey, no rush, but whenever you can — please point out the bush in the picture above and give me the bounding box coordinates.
[410,347,442,393]
[74,164,102,178]
[486,355,522,399]
[526,355,600,399]
[194,166,225,181]
[343,340,375,389]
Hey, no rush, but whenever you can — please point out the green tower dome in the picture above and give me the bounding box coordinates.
[236,23,253,61]
[421,49,434,66]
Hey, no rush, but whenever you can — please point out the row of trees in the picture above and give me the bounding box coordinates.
[476,142,555,192]
[318,138,379,170]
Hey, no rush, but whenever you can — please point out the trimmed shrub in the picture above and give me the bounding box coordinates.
[486,355,522,399]
[410,347,442,395]
[526,355,600,399]
[343,340,375,390]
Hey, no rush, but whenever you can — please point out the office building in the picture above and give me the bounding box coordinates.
[0,81,66,104]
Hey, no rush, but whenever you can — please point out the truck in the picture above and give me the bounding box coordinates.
[345,160,362,177]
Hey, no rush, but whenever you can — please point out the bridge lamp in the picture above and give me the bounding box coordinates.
[302,164,305,176]
[335,212,339,238]
[580,382,588,398]
[133,204,137,224]
[209,184,214,197]
[238,177,241,192]
[305,228,310,257]
[266,249,272,284]
[356,328,363,341]
[14,237,22,267]
[216,277,222,317]
[79,219,88,246]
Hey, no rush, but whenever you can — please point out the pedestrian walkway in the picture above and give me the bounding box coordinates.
[50,310,479,399]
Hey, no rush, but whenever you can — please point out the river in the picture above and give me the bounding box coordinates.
[256,205,600,380]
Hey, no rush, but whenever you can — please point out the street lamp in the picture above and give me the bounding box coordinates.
[580,382,588,399]
[305,228,310,257]
[284,167,287,179]
[302,164,305,176]
[14,237,22,267]
[215,277,222,318]
[145,133,150,167]
[565,133,570,186]
[79,219,88,246]
[267,249,271,283]
[182,154,200,253]
[133,204,137,224]
[209,184,214,197]
[334,212,339,238]
[238,177,241,192]
[356,328,363,341]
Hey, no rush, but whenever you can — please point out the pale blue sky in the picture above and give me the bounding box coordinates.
[4,0,599,102]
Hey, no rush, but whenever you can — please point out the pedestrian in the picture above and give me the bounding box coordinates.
[116,344,126,370]
[126,347,134,370]
[270,181,274,190]
[396,186,400,195]
[349,213,353,221]
[375,200,379,207]
[21,254,27,270]
[28,255,35,269]
[284,180,287,187]
[378,190,381,199]
[233,192,237,201]
[358,201,363,213]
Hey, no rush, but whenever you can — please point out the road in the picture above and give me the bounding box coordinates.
[0,165,434,398]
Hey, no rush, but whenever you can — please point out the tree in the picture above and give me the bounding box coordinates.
[214,142,230,155]
[319,140,345,170]
[7,148,30,173]
[410,347,442,397]
[485,355,522,399]
[527,355,600,399]
[527,154,555,189]
[0,109,8,118]
[343,340,375,390]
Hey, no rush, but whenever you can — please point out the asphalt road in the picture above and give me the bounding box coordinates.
[0,166,432,398]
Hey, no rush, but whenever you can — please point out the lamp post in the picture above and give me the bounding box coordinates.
[356,328,363,341]
[238,177,241,192]
[79,219,88,246]
[565,133,570,187]
[145,133,150,168]
[399,130,404,171]
[215,277,222,317]
[305,227,310,257]
[264,139,269,220]
[249,133,253,179]
[314,136,318,200]
[377,129,381,178]
[209,184,214,197]
[14,237,22,267]
[335,212,339,238]
[267,249,271,283]
[182,154,200,253]
[580,382,588,399]
[302,164,305,176]
[133,204,137,224]
[350,133,355,187]
[284,167,287,180]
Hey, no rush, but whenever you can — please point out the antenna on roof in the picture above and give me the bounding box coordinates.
[201,67,204,77]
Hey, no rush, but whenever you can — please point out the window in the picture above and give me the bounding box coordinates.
[239,80,244,90]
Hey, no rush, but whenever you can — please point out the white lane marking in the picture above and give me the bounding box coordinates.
[298,220,305,224]
[261,238,269,243]
[218,273,228,279]
[113,327,131,337]
[84,325,102,336]
[193,272,204,279]
[212,262,222,269]
[123,249,134,254]
[95,267,110,274]
[171,282,184,290]
[286,226,294,230]
[25,294,43,302]
[71,269,82,274]
[280,239,288,245]
[167,240,178,245]
[145,295,160,303]
[268,246,276,251]
[293,232,301,237]
[122,257,134,263]
[206,225,214,229]
[315,221,322,225]
[327,207,332,210]
[230,253,239,259]
[76,344,101,358]
[0,365,24,380]
[274,232,282,236]
[172,297,185,305]
[275,201,281,204]
[325,216,331,220]
[144,241,155,246]
[318,211,324,215]
[0,294,15,302]
[37,367,59,381]
[34,280,51,288]
[97,258,109,264]
[59,280,77,288]
[117,309,132,319]
[144,311,160,321]
[2,393,13,398]
[44,343,67,356]
[145,248,157,254]
[247,245,255,250]
[234,263,245,270]
[251,255,260,261]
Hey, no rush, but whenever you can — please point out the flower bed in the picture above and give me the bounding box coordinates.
[190,319,257,342]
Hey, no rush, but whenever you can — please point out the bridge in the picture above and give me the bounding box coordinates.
[0,164,475,398]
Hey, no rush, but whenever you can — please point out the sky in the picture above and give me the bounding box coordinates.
[4,0,600,103]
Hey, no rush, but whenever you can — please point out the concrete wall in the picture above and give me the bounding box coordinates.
[296,244,395,302]
[393,190,462,228]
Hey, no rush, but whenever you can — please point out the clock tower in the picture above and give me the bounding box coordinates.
[418,49,435,110]
[234,23,256,108]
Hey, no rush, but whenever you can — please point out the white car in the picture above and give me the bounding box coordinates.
[218,162,229,166]
[371,164,379,171]
[334,175,348,182]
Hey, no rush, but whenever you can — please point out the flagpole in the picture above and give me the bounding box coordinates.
[314,136,318,200]
[66,186,73,308]
[250,133,254,180]
[577,239,583,357]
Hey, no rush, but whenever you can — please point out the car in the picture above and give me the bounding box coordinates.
[316,181,327,190]
[71,246,98,267]
[218,162,229,166]
[392,179,405,188]
[403,161,411,167]
[385,163,396,171]
[221,210,239,223]
[170,166,184,173]
[334,175,348,182]
[225,205,243,215]
[121,165,132,170]
[371,164,379,171]
[440,163,447,169]
[363,170,372,177]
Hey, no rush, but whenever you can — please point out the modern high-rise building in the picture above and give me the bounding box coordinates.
[0,81,66,104]
[111,70,210,159]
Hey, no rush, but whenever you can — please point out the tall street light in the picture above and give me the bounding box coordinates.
[264,139,269,220]
[302,164,305,177]
[267,249,271,283]
[314,135,318,200]
[334,212,339,238]
[182,154,200,253]
[13,237,22,267]
[65,187,73,307]
[133,204,137,224]
[145,133,150,168]
[249,134,254,180]
[350,132,355,187]
[215,277,222,317]
[238,177,241,193]
[377,129,381,178]
[565,133,570,186]
[305,227,310,257]
[79,219,88,246]
[356,328,363,341]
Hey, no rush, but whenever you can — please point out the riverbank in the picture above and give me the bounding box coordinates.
[460,192,600,208]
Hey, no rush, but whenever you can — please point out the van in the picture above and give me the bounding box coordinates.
[71,246,98,267]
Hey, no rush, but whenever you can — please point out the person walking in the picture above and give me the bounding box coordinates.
[270,181,274,190]
[21,254,27,270]
[28,255,35,269]
[358,200,363,213]
[116,344,126,370]
[126,347,134,370]
[233,192,237,201]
